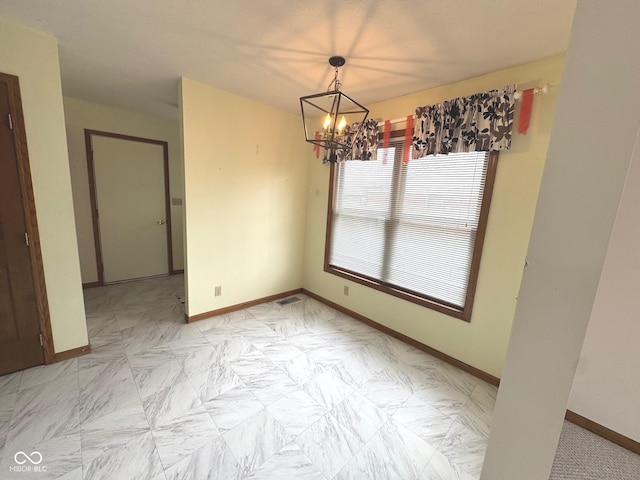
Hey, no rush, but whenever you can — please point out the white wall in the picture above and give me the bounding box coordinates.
[64,97,184,283]
[0,19,88,353]
[568,130,640,442]
[482,1,640,478]
[303,55,565,378]
[180,78,308,317]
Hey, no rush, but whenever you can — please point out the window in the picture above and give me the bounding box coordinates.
[325,133,498,321]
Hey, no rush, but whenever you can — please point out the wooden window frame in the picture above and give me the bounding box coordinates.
[323,130,498,322]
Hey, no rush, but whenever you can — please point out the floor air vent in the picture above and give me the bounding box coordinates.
[276,296,301,306]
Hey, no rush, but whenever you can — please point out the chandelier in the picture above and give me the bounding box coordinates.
[300,56,369,163]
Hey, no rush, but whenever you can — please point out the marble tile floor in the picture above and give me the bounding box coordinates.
[0,274,497,479]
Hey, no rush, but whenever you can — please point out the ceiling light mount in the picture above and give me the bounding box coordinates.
[328,55,346,68]
[300,56,369,163]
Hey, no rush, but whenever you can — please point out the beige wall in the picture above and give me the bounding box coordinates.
[303,55,565,378]
[180,78,308,316]
[568,127,640,442]
[64,97,184,283]
[0,19,88,353]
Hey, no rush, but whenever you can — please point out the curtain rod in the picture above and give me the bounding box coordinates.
[376,117,407,127]
[376,83,555,126]
[514,83,556,100]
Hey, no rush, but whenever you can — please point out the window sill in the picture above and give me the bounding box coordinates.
[324,264,472,322]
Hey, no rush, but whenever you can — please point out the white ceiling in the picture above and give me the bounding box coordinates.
[0,0,576,119]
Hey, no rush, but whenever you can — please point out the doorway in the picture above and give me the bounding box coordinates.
[85,130,174,285]
[0,72,54,375]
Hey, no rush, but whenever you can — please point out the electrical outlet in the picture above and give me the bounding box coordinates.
[215,286,222,297]
[343,285,349,296]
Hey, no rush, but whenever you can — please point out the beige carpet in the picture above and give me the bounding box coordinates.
[550,421,640,479]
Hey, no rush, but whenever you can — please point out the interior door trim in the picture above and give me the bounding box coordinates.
[84,129,174,285]
[1,72,55,364]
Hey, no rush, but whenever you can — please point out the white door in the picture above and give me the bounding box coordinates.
[93,136,169,283]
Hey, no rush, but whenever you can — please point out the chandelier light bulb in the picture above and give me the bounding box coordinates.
[337,116,347,133]
[323,113,332,130]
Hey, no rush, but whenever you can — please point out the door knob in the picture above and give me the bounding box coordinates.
[157,220,166,225]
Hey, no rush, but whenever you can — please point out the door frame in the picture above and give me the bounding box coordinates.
[85,129,174,286]
[1,72,55,364]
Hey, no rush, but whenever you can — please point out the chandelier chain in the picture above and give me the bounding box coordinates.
[327,65,342,92]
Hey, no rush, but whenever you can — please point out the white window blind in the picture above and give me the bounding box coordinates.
[328,140,490,311]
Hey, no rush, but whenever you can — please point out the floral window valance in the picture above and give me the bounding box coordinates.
[412,85,515,158]
[323,118,380,163]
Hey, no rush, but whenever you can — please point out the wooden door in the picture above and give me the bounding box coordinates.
[0,73,50,375]
[86,131,172,284]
